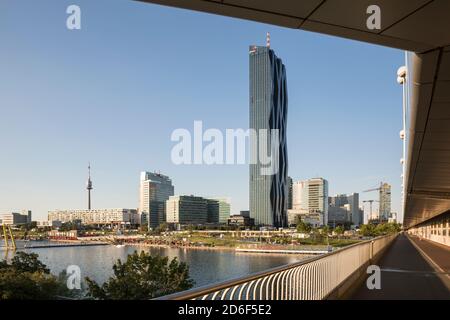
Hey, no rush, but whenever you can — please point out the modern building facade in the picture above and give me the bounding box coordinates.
[289,178,328,226]
[205,198,231,224]
[0,210,32,226]
[206,199,219,223]
[139,171,174,229]
[287,176,293,210]
[328,193,362,226]
[379,183,391,222]
[48,208,139,226]
[216,198,231,224]
[166,195,207,225]
[249,41,288,228]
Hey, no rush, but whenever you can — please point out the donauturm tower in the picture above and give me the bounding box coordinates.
[87,163,93,210]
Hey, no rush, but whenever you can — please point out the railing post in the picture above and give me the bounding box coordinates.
[370,240,374,262]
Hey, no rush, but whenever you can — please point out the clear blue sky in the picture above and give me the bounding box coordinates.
[0,0,405,222]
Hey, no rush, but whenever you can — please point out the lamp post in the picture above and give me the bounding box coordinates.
[397,60,407,220]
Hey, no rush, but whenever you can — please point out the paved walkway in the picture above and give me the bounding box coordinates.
[352,233,450,300]
[409,235,450,273]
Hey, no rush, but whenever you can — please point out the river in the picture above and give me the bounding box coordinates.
[1,241,309,288]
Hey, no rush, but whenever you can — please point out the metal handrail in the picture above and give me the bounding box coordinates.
[155,233,397,300]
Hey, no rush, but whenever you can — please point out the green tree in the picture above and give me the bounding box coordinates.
[296,220,312,233]
[0,252,72,300]
[359,223,376,237]
[10,252,50,274]
[59,221,79,232]
[85,251,194,300]
[334,226,345,236]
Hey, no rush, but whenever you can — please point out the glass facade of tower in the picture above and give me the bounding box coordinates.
[249,45,288,228]
[139,172,174,229]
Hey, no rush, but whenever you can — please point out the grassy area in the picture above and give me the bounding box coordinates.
[172,233,361,249]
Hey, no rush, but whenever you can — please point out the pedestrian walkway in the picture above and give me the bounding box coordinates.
[352,233,450,300]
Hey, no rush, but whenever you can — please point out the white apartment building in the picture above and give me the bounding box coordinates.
[48,208,139,226]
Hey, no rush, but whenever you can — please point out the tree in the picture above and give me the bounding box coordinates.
[296,220,312,234]
[59,221,79,232]
[359,223,376,237]
[0,252,72,300]
[20,221,37,231]
[334,226,345,236]
[10,252,50,274]
[153,222,169,235]
[85,251,194,300]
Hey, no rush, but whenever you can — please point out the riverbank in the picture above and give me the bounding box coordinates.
[127,242,237,252]
[126,242,333,255]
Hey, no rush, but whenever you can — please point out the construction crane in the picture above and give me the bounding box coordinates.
[363,182,383,193]
[362,200,379,222]
[1,224,16,249]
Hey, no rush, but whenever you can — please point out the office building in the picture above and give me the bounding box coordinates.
[216,198,231,224]
[328,193,362,226]
[205,198,231,224]
[249,36,289,228]
[166,195,207,225]
[206,199,219,223]
[0,210,32,226]
[48,208,139,226]
[289,178,328,226]
[139,171,174,229]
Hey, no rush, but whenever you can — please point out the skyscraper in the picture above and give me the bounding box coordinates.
[379,183,391,222]
[287,176,293,210]
[249,35,288,228]
[139,172,174,229]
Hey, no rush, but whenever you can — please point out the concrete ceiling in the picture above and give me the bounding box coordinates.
[136,0,450,228]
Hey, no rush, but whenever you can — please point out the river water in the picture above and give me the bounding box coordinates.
[1,241,308,288]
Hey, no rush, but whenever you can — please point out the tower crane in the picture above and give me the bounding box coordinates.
[363,182,383,193]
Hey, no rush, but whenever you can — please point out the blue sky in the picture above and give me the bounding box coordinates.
[0,0,405,222]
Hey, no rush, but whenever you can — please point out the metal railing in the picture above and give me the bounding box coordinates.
[156,233,398,300]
